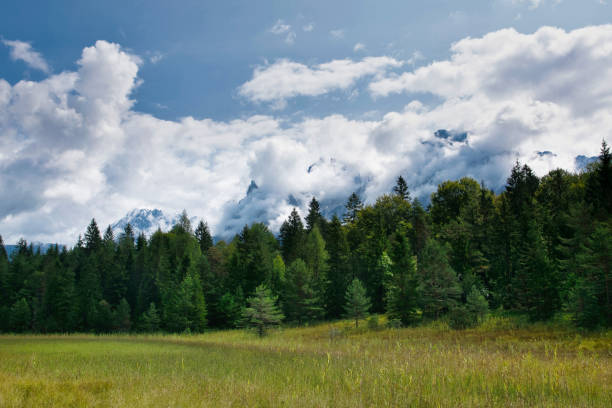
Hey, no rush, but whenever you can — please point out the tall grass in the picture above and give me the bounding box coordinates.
[0,317,610,407]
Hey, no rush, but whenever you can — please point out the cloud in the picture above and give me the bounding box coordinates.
[330,29,345,39]
[1,26,612,245]
[302,23,315,32]
[353,43,366,52]
[511,0,561,9]
[269,19,296,44]
[2,39,50,73]
[238,57,403,107]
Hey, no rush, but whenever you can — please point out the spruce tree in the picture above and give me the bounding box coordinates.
[344,192,363,224]
[84,219,102,253]
[393,175,410,201]
[242,285,284,337]
[140,302,161,332]
[418,239,462,319]
[306,197,324,232]
[283,259,324,323]
[325,215,351,318]
[195,220,214,253]
[10,298,31,332]
[279,208,305,264]
[385,230,420,325]
[114,298,132,331]
[344,278,371,328]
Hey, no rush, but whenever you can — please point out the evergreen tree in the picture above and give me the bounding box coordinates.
[139,302,161,332]
[344,192,363,224]
[114,298,132,331]
[385,230,420,325]
[571,223,612,328]
[84,219,102,253]
[195,220,214,253]
[268,254,286,296]
[283,259,324,323]
[10,298,31,332]
[393,175,410,201]
[242,285,284,337]
[325,216,351,318]
[304,226,330,309]
[418,239,462,319]
[305,197,325,232]
[344,278,371,328]
[174,209,193,235]
[279,208,305,264]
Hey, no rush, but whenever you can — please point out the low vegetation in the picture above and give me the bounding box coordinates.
[0,317,610,407]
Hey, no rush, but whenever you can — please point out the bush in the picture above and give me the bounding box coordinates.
[367,315,380,330]
[386,318,402,329]
[449,306,473,330]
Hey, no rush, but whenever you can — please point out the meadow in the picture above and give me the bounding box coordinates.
[0,317,610,407]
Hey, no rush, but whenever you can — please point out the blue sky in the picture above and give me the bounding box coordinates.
[1,0,611,243]
[2,0,608,121]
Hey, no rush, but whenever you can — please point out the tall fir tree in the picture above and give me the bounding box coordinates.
[195,220,214,253]
[393,175,410,201]
[279,208,305,264]
[385,229,420,325]
[305,197,325,232]
[325,216,351,318]
[417,239,462,319]
[344,192,363,224]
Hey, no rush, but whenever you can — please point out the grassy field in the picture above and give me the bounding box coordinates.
[0,317,610,407]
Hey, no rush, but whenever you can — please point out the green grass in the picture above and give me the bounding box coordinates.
[0,317,610,407]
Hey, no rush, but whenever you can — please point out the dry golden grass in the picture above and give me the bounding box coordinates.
[0,317,610,407]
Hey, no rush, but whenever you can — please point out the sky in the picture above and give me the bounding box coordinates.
[0,0,611,244]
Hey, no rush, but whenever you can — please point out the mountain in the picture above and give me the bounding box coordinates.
[111,208,178,238]
[5,243,58,257]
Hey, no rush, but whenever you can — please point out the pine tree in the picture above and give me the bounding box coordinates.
[195,220,214,253]
[393,176,410,201]
[242,285,284,337]
[344,278,371,328]
[344,192,363,224]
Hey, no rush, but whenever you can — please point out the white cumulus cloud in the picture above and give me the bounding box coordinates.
[1,25,612,245]
[239,57,403,108]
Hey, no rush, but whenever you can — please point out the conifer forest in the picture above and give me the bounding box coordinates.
[1,141,610,334]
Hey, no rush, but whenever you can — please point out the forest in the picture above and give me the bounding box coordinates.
[0,141,610,334]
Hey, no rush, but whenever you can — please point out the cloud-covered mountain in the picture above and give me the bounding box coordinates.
[1,25,612,244]
[110,208,198,239]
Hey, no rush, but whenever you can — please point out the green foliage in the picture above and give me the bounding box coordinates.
[195,220,214,253]
[385,231,420,326]
[344,278,371,328]
[283,259,324,323]
[418,239,462,319]
[9,298,31,332]
[242,284,284,337]
[393,175,410,201]
[139,302,161,331]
